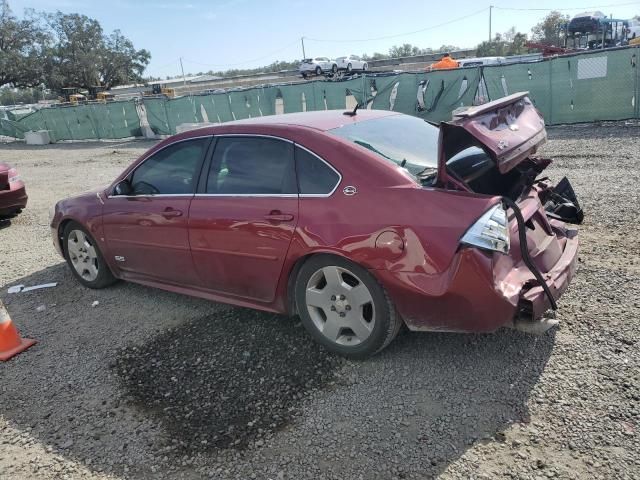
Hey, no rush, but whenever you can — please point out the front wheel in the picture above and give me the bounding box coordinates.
[63,221,117,289]
[363,63,368,71]
[295,255,402,358]
[315,66,322,75]
[332,64,338,73]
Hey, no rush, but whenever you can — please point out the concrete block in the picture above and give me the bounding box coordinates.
[24,130,51,145]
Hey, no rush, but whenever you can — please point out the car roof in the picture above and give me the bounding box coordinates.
[220,109,400,132]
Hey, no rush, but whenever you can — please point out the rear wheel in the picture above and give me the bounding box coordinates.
[332,64,338,73]
[63,222,117,289]
[363,63,369,71]
[295,255,401,358]
[315,66,322,75]
[347,63,353,72]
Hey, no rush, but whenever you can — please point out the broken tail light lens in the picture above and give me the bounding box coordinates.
[460,203,510,254]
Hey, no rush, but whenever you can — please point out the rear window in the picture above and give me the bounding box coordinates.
[328,115,440,176]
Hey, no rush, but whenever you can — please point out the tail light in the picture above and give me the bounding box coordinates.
[8,168,21,184]
[460,203,510,254]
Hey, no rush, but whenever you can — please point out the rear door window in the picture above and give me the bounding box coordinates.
[206,136,296,195]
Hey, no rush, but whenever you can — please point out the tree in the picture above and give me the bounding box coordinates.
[436,45,459,53]
[99,30,150,89]
[388,43,421,58]
[0,1,47,88]
[362,52,389,61]
[42,11,150,91]
[531,10,569,46]
[475,28,528,57]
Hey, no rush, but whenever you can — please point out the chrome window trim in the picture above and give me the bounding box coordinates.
[193,194,299,198]
[108,134,343,200]
[108,135,213,198]
[106,194,195,199]
[201,134,342,198]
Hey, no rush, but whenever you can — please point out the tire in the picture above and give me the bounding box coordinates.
[63,221,117,289]
[315,66,322,75]
[347,63,353,72]
[332,64,338,73]
[363,63,368,71]
[295,254,402,359]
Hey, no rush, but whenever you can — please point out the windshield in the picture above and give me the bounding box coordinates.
[328,115,440,177]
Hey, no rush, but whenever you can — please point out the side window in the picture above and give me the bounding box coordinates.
[130,138,209,195]
[207,137,296,195]
[295,146,340,195]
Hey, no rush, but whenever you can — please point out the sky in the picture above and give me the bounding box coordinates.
[8,0,640,78]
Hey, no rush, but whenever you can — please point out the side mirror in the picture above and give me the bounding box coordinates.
[113,180,133,196]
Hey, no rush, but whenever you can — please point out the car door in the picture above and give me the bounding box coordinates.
[188,135,299,302]
[102,136,211,285]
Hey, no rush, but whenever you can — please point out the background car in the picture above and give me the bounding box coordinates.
[626,18,640,39]
[51,94,581,358]
[0,163,27,219]
[298,57,337,77]
[336,55,368,72]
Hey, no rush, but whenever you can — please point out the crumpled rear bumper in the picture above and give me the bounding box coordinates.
[514,222,578,328]
[375,220,579,333]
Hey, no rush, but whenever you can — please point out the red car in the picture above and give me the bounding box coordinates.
[0,163,28,219]
[51,92,582,358]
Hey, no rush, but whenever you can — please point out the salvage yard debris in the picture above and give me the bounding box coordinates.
[8,282,57,294]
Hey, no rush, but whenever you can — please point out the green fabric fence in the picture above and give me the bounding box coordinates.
[1,47,638,141]
[0,100,141,141]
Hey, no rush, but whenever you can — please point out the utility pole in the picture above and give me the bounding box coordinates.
[489,5,493,43]
[301,37,306,59]
[179,57,187,86]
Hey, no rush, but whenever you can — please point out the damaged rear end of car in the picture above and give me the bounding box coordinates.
[436,92,582,333]
[0,163,28,219]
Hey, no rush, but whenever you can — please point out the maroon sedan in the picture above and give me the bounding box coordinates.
[0,163,28,219]
[51,92,582,358]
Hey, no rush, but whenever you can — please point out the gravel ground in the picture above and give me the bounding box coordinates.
[0,123,639,479]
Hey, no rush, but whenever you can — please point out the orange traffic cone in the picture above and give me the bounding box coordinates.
[0,300,36,361]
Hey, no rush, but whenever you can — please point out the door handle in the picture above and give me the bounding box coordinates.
[162,208,183,219]
[264,211,294,222]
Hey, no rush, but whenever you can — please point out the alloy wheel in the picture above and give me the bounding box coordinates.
[305,265,375,346]
[67,229,99,281]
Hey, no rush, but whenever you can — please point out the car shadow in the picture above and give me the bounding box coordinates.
[0,263,556,478]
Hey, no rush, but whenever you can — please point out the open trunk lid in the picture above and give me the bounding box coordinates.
[437,92,547,184]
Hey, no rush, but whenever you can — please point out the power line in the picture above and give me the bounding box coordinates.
[493,1,638,11]
[151,58,181,71]
[305,7,490,43]
[182,39,300,68]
